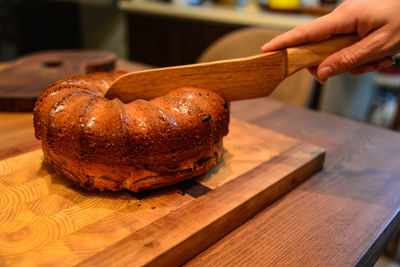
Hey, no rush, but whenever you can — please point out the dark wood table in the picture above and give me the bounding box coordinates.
[1,61,400,266]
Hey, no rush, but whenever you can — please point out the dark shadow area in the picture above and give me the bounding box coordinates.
[0,0,82,61]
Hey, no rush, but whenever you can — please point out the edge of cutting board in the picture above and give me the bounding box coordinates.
[77,142,325,267]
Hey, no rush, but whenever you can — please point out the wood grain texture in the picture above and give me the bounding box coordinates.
[0,59,149,161]
[0,119,324,266]
[2,59,400,266]
[0,50,116,111]
[196,27,313,107]
[0,112,40,161]
[106,51,286,102]
[106,35,357,103]
[185,98,400,266]
[79,142,324,267]
[286,34,359,75]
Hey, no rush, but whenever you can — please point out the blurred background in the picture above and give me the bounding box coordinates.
[1,0,400,132]
[0,0,400,265]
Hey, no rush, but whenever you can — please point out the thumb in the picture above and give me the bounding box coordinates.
[317,32,386,80]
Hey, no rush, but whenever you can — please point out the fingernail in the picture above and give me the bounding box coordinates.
[260,43,269,51]
[319,66,334,79]
[376,59,394,70]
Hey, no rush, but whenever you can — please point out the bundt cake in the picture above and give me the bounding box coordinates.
[33,71,230,192]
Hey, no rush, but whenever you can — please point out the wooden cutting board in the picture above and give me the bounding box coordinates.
[0,50,116,112]
[0,118,325,266]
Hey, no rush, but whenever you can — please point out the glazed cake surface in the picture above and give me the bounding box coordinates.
[33,72,230,192]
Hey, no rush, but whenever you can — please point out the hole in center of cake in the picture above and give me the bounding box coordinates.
[43,59,63,68]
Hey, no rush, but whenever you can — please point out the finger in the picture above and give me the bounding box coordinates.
[307,67,327,84]
[376,56,396,69]
[261,16,335,52]
[348,63,379,75]
[261,3,356,52]
[348,56,394,75]
[316,29,390,80]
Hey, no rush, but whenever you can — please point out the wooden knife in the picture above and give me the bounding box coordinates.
[105,35,358,102]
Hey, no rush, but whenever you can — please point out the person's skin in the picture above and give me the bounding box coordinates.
[261,0,400,83]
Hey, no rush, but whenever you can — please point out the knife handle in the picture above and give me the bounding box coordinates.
[286,34,359,76]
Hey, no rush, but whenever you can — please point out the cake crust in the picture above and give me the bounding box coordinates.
[33,72,229,192]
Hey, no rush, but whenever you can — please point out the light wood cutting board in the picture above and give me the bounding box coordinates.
[0,119,325,266]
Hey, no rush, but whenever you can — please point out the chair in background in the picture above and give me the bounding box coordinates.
[197,27,314,107]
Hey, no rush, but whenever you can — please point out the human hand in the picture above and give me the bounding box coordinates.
[261,0,400,83]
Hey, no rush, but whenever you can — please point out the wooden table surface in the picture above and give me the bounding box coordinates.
[1,61,400,266]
